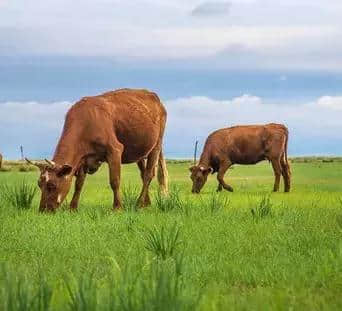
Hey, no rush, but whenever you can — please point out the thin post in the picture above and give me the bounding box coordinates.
[20,146,24,160]
[193,140,199,165]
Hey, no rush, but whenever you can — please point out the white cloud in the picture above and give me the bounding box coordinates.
[0,0,342,70]
[316,96,342,110]
[0,101,72,128]
[0,101,72,159]
[164,94,342,155]
[1,94,342,158]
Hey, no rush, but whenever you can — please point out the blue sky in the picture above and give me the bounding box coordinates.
[1,0,342,158]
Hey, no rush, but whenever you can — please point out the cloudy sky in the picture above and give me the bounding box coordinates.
[1,0,342,158]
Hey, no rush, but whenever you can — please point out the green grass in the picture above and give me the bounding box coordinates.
[0,161,342,310]
[0,179,37,210]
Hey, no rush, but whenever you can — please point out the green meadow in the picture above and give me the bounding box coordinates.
[0,160,341,310]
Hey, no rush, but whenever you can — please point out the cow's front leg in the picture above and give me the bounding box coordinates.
[70,167,87,210]
[107,144,124,210]
[217,161,233,192]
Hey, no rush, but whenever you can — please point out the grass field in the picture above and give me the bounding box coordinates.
[0,160,341,310]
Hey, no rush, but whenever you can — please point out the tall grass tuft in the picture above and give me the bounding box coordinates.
[140,259,190,311]
[65,273,98,311]
[0,266,53,311]
[143,223,182,260]
[106,255,198,311]
[154,185,183,212]
[204,192,230,214]
[0,180,37,210]
[122,184,140,212]
[251,195,273,221]
[35,275,53,311]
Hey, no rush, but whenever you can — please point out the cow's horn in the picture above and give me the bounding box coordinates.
[193,140,199,165]
[25,158,45,170]
[44,159,56,167]
[25,158,34,165]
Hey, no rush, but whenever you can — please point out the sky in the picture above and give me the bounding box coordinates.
[0,0,342,158]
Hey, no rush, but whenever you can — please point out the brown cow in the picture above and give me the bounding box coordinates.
[190,123,290,193]
[26,88,168,212]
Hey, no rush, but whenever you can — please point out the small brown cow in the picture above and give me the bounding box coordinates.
[26,88,168,212]
[190,123,291,193]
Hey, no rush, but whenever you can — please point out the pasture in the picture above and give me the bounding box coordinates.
[0,160,341,310]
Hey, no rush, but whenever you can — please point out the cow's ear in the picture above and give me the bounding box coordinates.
[57,164,73,177]
[189,166,196,173]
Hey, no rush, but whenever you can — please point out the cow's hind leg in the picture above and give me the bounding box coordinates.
[270,158,282,192]
[217,160,233,192]
[280,155,291,192]
[137,159,151,205]
[137,159,146,180]
[107,142,124,210]
[137,146,160,207]
[70,167,87,210]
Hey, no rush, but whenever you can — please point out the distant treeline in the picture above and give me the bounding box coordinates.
[0,157,341,172]
[166,157,342,164]
[288,157,342,163]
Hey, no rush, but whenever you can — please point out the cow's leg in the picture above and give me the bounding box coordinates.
[217,161,234,192]
[70,167,87,210]
[137,159,150,205]
[271,158,282,192]
[137,146,160,207]
[107,143,124,210]
[137,159,146,180]
[280,155,291,192]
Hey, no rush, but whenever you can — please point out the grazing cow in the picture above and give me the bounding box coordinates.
[26,89,168,212]
[190,123,291,193]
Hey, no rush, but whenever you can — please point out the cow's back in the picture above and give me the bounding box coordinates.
[207,124,287,165]
[65,89,166,163]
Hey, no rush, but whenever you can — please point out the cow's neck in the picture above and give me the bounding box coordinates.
[52,128,87,171]
[198,149,211,168]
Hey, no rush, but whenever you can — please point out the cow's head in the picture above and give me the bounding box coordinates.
[189,165,212,193]
[26,159,73,212]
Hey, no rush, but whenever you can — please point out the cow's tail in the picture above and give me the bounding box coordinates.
[157,149,168,195]
[285,129,289,163]
[284,127,291,174]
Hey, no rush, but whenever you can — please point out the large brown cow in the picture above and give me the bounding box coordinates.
[190,123,290,193]
[26,89,168,212]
